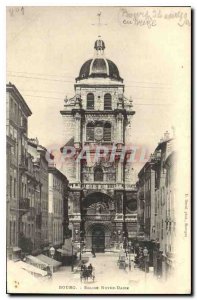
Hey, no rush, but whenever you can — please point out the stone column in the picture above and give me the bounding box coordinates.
[75,150,81,183]
[74,112,81,148]
[116,112,124,186]
[114,190,124,246]
[74,112,82,183]
[116,112,124,144]
[70,190,82,242]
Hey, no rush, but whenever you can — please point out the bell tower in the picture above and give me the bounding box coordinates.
[60,38,136,250]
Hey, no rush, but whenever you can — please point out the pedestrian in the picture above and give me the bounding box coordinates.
[88,263,93,272]
[129,260,131,271]
[88,263,93,276]
[81,262,85,272]
[46,266,52,279]
[92,247,96,258]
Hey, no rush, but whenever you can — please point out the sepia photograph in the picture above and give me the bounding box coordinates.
[6,5,191,294]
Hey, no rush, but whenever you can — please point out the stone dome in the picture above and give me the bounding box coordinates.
[76,39,123,82]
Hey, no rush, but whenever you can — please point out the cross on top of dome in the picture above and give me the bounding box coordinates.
[92,12,107,55]
[75,12,123,82]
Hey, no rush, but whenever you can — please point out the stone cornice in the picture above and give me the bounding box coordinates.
[60,109,135,116]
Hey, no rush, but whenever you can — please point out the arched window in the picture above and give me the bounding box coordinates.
[104,123,111,141]
[87,93,94,110]
[104,93,112,110]
[94,167,103,182]
[86,123,94,141]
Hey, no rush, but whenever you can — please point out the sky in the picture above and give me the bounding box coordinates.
[6,6,191,173]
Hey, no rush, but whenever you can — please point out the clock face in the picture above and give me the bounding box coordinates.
[94,127,103,141]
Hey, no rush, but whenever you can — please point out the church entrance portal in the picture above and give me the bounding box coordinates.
[92,225,105,253]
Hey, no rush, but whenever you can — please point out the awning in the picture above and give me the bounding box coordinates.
[7,260,39,285]
[16,261,47,276]
[26,255,48,268]
[12,247,21,252]
[36,254,62,268]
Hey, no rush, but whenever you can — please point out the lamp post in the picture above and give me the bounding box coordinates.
[143,247,149,281]
[49,246,55,275]
[79,240,84,261]
[79,230,85,261]
[71,241,74,272]
[49,246,55,259]
[117,230,121,248]
[74,228,82,261]
[123,237,127,255]
[123,231,128,256]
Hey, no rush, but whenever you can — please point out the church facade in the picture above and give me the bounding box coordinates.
[60,39,137,252]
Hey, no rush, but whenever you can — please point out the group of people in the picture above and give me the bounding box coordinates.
[134,246,149,272]
[80,263,95,281]
[81,263,93,274]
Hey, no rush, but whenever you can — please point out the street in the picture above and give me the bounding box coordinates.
[38,252,164,294]
[8,252,175,294]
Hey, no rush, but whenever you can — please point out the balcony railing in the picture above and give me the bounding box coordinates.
[69,182,133,190]
[114,213,124,221]
[125,184,137,191]
[69,182,117,190]
[19,198,30,210]
[85,214,113,221]
[82,182,116,190]
[125,214,137,222]
[68,214,81,221]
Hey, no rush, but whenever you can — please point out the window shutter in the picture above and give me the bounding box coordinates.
[104,123,111,141]
[104,93,112,110]
[87,93,94,109]
[86,123,94,141]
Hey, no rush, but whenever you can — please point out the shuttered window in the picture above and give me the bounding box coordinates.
[86,123,94,141]
[87,93,94,110]
[104,123,111,141]
[104,93,112,110]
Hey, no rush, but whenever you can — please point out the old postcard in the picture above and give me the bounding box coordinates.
[6,6,191,294]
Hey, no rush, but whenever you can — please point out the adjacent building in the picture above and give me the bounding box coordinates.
[28,138,49,251]
[6,83,32,258]
[137,161,156,242]
[7,80,70,258]
[153,135,176,277]
[48,164,69,248]
[137,131,176,277]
